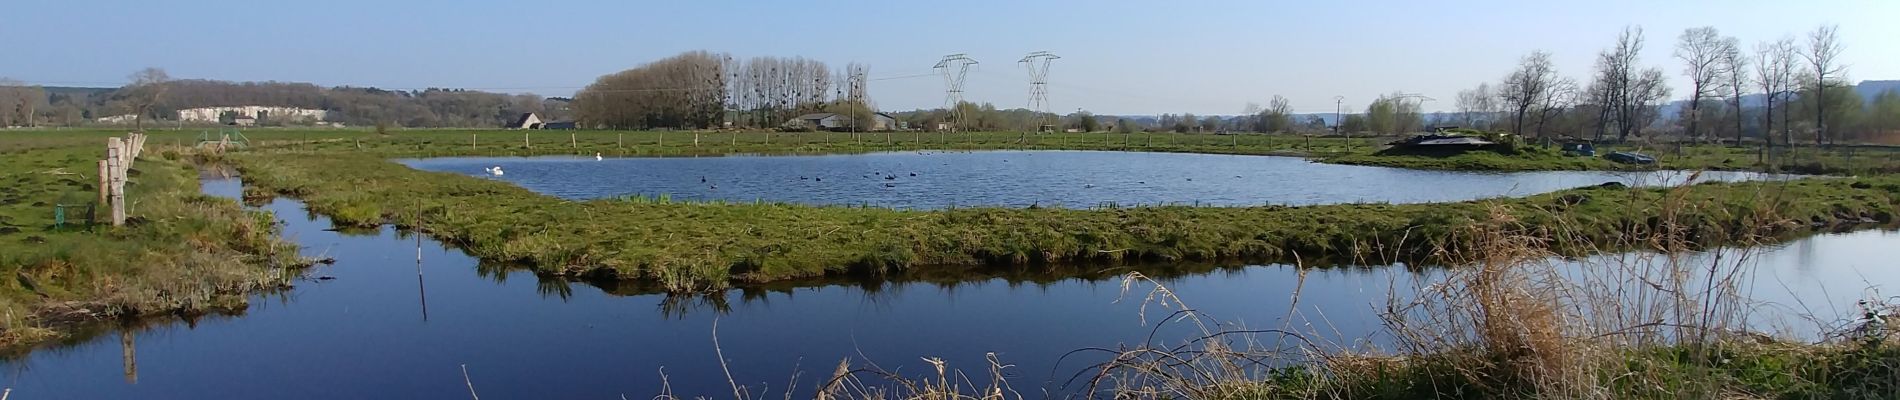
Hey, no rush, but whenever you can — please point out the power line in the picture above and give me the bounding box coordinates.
[934,54,979,132]
[1019,51,1060,131]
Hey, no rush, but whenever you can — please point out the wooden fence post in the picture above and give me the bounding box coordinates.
[523,132,530,149]
[570,133,577,149]
[97,160,109,209]
[106,138,126,226]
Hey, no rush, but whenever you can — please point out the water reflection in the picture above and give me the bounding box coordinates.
[118,330,135,384]
[401,151,1793,209]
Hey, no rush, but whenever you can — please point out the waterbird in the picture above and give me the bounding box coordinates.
[1084,184,1095,188]
[700,176,707,183]
[815,177,822,182]
[595,152,603,161]
[909,172,916,176]
[485,166,505,176]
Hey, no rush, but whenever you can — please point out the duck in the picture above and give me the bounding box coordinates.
[485,166,505,176]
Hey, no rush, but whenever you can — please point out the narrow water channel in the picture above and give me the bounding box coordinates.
[0,175,1889,398]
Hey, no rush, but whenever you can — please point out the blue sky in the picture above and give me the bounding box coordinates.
[3,0,1894,115]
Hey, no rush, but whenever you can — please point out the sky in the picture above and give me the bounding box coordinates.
[3,0,1896,115]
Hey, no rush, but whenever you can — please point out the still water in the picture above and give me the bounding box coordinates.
[1,176,1885,399]
[401,151,1788,209]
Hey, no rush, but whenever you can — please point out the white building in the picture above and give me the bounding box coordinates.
[176,106,329,124]
[95,114,140,124]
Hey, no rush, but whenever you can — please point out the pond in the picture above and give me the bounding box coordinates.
[0,176,1890,399]
[400,151,1790,209]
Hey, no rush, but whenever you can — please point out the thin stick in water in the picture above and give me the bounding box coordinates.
[461,364,480,400]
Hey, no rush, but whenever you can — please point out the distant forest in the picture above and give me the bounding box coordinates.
[0,75,571,128]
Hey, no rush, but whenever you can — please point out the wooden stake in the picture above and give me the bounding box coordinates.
[523,132,530,149]
[106,138,125,226]
[97,160,109,208]
[617,133,623,148]
[570,133,577,149]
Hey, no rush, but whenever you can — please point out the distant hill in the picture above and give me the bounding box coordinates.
[1859,80,1900,100]
[41,86,115,99]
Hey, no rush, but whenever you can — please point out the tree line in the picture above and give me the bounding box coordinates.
[0,68,571,129]
[574,51,880,130]
[1452,24,1899,146]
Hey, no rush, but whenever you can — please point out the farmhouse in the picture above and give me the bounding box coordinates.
[783,112,898,131]
[508,113,543,129]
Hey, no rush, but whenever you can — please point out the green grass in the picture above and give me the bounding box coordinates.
[0,131,303,350]
[231,148,1900,293]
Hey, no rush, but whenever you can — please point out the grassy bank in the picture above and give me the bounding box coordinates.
[1322,138,1900,175]
[0,132,304,350]
[232,150,1899,292]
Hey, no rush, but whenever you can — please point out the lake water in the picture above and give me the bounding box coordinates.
[400,151,1789,209]
[0,175,1891,399]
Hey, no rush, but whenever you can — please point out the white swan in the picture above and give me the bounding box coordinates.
[485,166,505,176]
[595,152,603,161]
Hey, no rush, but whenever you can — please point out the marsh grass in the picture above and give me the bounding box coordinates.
[0,134,308,350]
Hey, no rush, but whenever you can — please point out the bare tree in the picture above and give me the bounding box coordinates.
[1257,95,1292,132]
[1592,27,1672,141]
[0,78,44,127]
[1501,51,1559,136]
[1533,77,1579,138]
[1454,83,1491,127]
[1718,36,1748,145]
[1631,68,1673,135]
[1754,37,1798,148]
[1676,27,1726,142]
[124,67,171,131]
[1803,24,1844,145]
